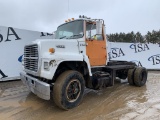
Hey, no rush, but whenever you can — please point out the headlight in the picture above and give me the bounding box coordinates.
[44,62,49,70]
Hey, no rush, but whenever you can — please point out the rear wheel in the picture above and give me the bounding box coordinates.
[53,70,85,110]
[128,69,135,85]
[134,67,147,87]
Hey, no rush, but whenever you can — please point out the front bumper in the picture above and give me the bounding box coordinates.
[20,72,50,100]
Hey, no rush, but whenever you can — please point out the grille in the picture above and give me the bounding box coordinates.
[24,44,39,72]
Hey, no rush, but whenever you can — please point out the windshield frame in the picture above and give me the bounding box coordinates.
[55,20,84,39]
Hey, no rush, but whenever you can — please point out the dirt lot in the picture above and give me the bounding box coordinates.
[0,71,160,120]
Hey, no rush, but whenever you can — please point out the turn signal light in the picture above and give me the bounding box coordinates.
[49,48,55,53]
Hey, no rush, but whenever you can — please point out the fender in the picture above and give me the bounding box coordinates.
[40,54,92,79]
[40,53,84,80]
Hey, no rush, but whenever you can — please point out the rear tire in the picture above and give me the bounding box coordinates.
[128,69,135,85]
[53,70,85,110]
[134,67,147,87]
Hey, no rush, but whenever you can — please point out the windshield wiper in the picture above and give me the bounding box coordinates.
[59,36,66,39]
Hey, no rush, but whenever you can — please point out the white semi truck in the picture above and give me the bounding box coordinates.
[20,16,148,110]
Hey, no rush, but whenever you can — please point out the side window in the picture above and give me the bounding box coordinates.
[86,23,103,40]
[86,23,96,39]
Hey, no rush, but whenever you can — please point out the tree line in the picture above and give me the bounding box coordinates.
[107,30,160,44]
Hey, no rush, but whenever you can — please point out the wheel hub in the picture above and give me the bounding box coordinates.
[66,79,81,102]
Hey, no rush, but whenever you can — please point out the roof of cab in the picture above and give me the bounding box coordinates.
[57,18,95,29]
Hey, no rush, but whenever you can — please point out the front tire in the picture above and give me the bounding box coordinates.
[53,70,85,110]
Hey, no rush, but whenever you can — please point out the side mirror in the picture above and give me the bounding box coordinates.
[96,21,103,35]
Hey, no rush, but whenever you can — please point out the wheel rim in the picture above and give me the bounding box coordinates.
[66,79,81,103]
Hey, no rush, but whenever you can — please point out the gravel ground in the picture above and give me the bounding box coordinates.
[0,71,160,120]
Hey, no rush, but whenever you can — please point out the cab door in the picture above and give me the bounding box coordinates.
[86,22,107,66]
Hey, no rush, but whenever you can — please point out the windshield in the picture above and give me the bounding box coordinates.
[55,20,84,39]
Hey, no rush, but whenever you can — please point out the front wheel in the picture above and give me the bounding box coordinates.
[53,70,85,110]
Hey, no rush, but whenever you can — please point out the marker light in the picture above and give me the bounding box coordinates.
[72,18,74,20]
[68,19,71,22]
[49,48,55,53]
[65,20,68,22]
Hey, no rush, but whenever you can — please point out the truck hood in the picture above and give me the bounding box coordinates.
[32,39,81,58]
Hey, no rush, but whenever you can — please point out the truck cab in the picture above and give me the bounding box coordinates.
[20,16,148,110]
